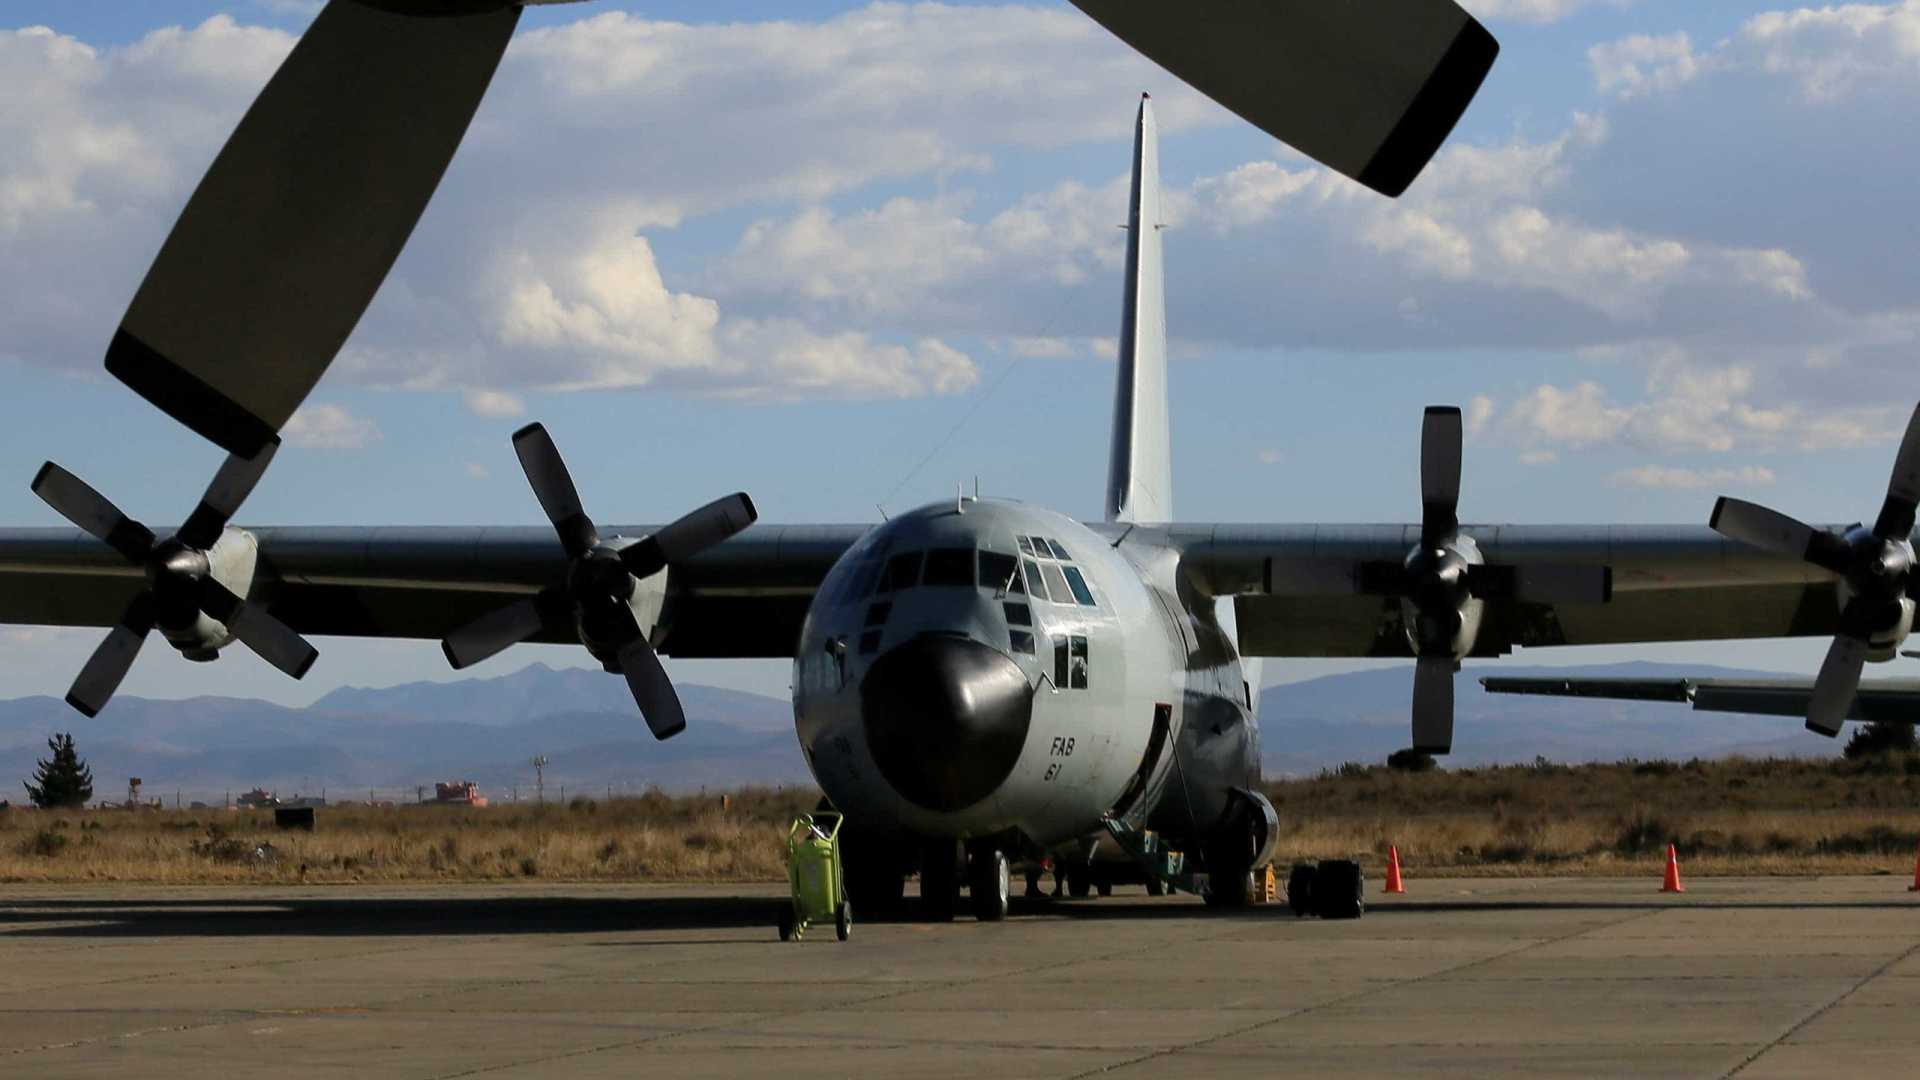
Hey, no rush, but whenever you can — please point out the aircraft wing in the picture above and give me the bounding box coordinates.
[1148,523,1838,658]
[0,524,868,660]
[1481,674,1920,725]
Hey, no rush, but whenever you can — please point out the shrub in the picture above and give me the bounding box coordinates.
[1387,748,1437,772]
[21,829,68,858]
[1845,721,1916,759]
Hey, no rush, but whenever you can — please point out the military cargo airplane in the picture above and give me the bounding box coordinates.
[6,90,1912,924]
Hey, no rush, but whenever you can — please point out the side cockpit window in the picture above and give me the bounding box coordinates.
[979,551,1019,593]
[1061,566,1096,606]
[1023,559,1049,602]
[879,551,922,593]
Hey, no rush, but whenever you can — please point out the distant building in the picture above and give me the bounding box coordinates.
[235,788,278,809]
[430,781,489,807]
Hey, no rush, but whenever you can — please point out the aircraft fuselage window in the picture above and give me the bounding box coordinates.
[1061,565,1096,606]
[864,602,891,628]
[1010,629,1035,655]
[1023,559,1050,602]
[1053,635,1069,687]
[1003,601,1031,626]
[1069,634,1088,689]
[880,551,922,593]
[978,550,1020,592]
[1041,563,1073,604]
[924,547,973,586]
[1045,538,1071,560]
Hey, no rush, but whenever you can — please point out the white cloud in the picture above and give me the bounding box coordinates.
[1590,33,1703,99]
[282,403,380,450]
[1739,1,1920,102]
[1610,464,1778,489]
[463,389,525,418]
[1465,395,1496,439]
[1257,449,1284,466]
[1471,0,1635,24]
[464,462,490,480]
[1519,449,1560,466]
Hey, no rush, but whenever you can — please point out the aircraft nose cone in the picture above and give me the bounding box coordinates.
[861,634,1033,813]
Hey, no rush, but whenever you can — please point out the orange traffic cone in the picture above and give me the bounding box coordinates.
[1384,846,1406,894]
[1908,840,1919,893]
[1660,843,1685,893]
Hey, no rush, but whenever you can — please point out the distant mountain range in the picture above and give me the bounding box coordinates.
[0,661,1841,804]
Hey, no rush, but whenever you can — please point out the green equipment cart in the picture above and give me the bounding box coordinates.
[778,811,851,942]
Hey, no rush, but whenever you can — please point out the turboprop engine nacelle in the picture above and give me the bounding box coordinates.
[159,526,263,660]
[1399,534,1485,662]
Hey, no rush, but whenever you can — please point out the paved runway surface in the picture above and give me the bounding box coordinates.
[1,876,1917,1078]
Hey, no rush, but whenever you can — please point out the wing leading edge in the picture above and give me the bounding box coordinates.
[1138,522,1839,658]
[1482,675,1920,726]
[0,523,870,660]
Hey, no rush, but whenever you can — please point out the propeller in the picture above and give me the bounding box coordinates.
[1327,407,1611,755]
[30,442,318,717]
[106,1,522,457]
[441,423,757,740]
[1068,1,1497,197]
[1709,403,1920,736]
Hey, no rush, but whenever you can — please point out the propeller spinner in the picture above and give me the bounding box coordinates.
[29,442,318,717]
[1709,403,1920,736]
[441,423,757,740]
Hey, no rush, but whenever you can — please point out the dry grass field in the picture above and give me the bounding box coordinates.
[2,756,1917,884]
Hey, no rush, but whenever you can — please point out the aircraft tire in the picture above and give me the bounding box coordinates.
[1066,864,1092,898]
[1314,859,1365,920]
[1145,877,1166,897]
[968,847,1010,922]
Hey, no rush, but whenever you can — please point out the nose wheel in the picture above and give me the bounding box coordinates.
[968,845,1010,922]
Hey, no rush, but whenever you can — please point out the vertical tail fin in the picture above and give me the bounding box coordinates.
[1106,94,1172,524]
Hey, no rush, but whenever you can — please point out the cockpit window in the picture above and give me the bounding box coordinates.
[924,548,974,586]
[1022,559,1049,602]
[979,551,1020,593]
[1016,536,1034,555]
[1028,536,1052,559]
[1045,538,1071,560]
[879,551,922,593]
[1040,562,1073,604]
[1061,566,1096,606]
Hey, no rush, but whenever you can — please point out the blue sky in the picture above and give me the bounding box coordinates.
[3,1,1919,704]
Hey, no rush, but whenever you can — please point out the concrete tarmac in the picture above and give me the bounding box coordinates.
[1,875,1917,1078]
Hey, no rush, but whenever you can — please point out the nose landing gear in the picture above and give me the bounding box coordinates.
[967,844,1010,922]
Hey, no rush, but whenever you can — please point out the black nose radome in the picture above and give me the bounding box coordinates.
[861,634,1032,813]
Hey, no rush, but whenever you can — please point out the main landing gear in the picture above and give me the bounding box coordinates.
[917,838,1012,922]
[968,843,1010,922]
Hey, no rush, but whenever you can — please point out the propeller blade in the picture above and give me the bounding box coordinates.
[1872,402,1920,540]
[621,493,759,579]
[1420,406,1463,544]
[105,2,522,457]
[200,581,318,680]
[31,462,155,563]
[177,439,280,550]
[1411,656,1455,755]
[441,595,550,671]
[617,637,688,741]
[1807,633,1868,737]
[66,594,157,718]
[513,423,599,558]
[1067,0,1497,197]
[1709,497,1850,573]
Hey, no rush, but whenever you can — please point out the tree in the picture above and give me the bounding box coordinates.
[1386,747,1437,772]
[1844,721,1916,760]
[24,733,93,809]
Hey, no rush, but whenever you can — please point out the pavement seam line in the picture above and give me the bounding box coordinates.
[1063,904,1669,1079]
[1720,936,1920,1079]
